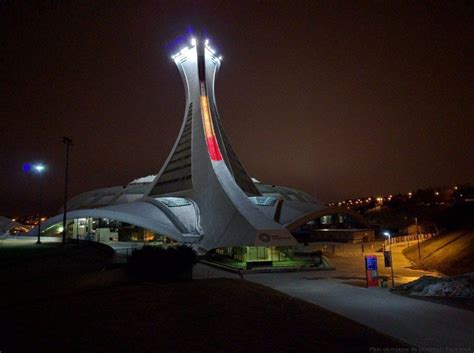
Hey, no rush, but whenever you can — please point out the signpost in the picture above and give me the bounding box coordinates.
[383,250,392,267]
[384,231,395,288]
[365,255,379,288]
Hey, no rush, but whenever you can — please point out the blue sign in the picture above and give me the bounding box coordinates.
[365,255,377,271]
[365,255,379,287]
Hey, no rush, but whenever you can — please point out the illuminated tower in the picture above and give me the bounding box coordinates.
[147,38,296,249]
[30,36,365,252]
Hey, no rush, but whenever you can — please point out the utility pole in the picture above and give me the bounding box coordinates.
[415,217,421,260]
[383,231,395,289]
[389,234,395,288]
[62,137,73,245]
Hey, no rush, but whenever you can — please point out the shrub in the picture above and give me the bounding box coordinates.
[127,245,198,282]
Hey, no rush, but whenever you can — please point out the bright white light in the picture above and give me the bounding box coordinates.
[34,164,45,173]
[218,56,223,60]
[205,39,209,45]
[180,47,188,55]
[383,231,390,237]
[190,37,196,46]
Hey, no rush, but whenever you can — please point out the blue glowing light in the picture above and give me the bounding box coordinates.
[22,163,32,173]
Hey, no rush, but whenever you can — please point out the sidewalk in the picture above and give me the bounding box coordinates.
[194,261,473,348]
[245,272,474,349]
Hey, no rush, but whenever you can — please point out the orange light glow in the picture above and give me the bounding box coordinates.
[200,94,222,161]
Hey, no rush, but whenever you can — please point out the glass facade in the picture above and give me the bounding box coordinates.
[291,213,374,243]
[209,245,323,269]
[63,217,177,246]
[214,246,292,263]
[294,213,363,233]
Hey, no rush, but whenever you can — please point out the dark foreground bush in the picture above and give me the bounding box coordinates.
[127,245,198,282]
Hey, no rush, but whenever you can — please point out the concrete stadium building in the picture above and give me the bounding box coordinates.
[33,38,372,265]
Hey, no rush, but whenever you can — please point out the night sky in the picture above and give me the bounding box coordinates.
[1,1,472,216]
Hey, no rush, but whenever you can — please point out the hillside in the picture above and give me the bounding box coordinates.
[403,230,474,275]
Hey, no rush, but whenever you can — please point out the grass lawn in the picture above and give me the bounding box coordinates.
[0,240,114,304]
[403,230,474,275]
[0,277,408,353]
[0,240,112,269]
[0,241,64,263]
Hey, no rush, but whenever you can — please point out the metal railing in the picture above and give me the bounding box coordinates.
[384,233,434,246]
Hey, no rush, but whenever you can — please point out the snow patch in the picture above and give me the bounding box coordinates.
[403,273,474,298]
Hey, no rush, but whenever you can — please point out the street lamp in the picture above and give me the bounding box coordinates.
[33,163,46,244]
[62,137,73,245]
[415,217,421,260]
[384,231,395,289]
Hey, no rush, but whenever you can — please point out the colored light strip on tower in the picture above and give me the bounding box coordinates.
[200,94,223,161]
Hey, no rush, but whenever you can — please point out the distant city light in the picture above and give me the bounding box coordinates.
[383,231,390,237]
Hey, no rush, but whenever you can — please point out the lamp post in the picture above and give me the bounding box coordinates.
[34,163,46,244]
[62,137,73,245]
[415,217,421,260]
[384,231,395,288]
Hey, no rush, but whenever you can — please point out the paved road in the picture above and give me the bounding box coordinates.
[325,242,440,286]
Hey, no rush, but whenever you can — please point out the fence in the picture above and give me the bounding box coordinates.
[384,233,434,247]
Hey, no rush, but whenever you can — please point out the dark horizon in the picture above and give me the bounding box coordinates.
[1,1,472,216]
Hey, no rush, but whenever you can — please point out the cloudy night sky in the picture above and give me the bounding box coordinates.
[0,1,472,215]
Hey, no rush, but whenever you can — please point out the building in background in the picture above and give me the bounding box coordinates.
[28,37,373,267]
